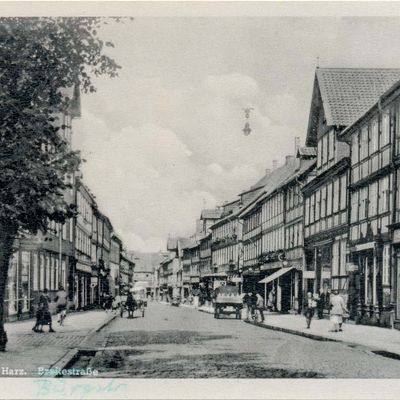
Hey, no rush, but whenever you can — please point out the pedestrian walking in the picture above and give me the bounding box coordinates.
[55,285,68,326]
[112,295,121,313]
[242,292,251,320]
[104,294,113,312]
[126,292,136,319]
[303,292,316,329]
[32,288,55,333]
[267,288,276,312]
[255,292,265,322]
[329,290,349,332]
[317,288,325,319]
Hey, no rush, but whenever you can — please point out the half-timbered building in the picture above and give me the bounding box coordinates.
[302,68,400,314]
[338,77,400,326]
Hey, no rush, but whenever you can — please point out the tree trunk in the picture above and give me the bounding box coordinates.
[0,222,18,351]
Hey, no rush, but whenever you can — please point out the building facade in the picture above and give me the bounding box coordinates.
[339,78,400,326]
[74,178,96,309]
[302,68,400,316]
[110,234,123,297]
[5,88,79,320]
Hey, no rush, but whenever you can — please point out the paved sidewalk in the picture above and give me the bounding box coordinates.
[248,314,400,356]
[0,310,116,376]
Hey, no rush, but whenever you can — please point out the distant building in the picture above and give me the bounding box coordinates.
[110,234,123,297]
[130,252,162,297]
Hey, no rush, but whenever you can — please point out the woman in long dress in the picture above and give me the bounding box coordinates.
[329,290,348,332]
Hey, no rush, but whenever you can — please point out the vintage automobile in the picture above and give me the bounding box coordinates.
[213,283,243,319]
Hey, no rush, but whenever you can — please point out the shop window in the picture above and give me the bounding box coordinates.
[382,245,390,286]
[7,253,18,315]
[40,255,45,290]
[46,256,50,290]
[32,253,39,291]
[332,241,339,276]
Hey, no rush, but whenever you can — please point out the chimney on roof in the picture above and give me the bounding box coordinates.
[272,160,278,170]
[295,137,301,155]
[295,136,301,170]
[285,155,295,166]
[265,168,271,176]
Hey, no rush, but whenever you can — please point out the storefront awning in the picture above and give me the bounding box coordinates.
[258,267,294,284]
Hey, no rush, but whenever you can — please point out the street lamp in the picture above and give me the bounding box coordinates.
[242,108,254,136]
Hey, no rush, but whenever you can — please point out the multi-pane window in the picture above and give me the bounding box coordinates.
[359,186,368,220]
[360,125,369,160]
[379,176,390,213]
[321,186,326,218]
[317,140,322,167]
[326,183,333,215]
[351,132,359,164]
[322,134,328,164]
[315,190,320,221]
[351,191,359,223]
[329,131,335,161]
[333,179,339,213]
[305,197,310,225]
[368,181,378,218]
[381,111,390,148]
[369,118,379,154]
[340,175,347,210]
[310,193,315,224]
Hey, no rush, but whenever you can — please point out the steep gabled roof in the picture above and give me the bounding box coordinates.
[339,78,400,141]
[239,160,300,219]
[306,68,400,146]
[178,237,194,250]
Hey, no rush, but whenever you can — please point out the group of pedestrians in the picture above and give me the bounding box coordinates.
[32,286,68,333]
[242,291,265,322]
[303,290,349,332]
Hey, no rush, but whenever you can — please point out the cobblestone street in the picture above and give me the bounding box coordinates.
[76,303,400,378]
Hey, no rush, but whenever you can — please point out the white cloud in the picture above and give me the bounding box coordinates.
[203,73,260,100]
[74,71,304,252]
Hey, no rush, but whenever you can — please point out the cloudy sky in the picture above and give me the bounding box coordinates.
[72,16,400,252]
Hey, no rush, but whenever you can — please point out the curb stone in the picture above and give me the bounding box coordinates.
[244,320,400,359]
[49,313,117,377]
[244,320,339,342]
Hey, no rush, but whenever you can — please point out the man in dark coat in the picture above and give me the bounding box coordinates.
[126,292,137,319]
